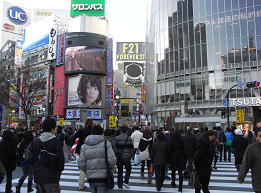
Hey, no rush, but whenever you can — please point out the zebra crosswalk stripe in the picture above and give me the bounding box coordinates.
[0,157,254,192]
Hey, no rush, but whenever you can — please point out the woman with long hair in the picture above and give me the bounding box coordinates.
[16,131,34,193]
[168,130,186,192]
[194,133,213,193]
[138,129,153,183]
[151,132,168,191]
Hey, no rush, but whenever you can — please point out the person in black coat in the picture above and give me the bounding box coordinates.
[31,118,64,192]
[16,131,34,193]
[232,129,248,172]
[194,133,213,193]
[0,130,18,193]
[168,130,186,192]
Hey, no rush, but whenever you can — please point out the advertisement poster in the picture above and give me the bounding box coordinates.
[67,75,103,107]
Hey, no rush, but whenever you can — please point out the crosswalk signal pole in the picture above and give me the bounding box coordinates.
[226,84,238,127]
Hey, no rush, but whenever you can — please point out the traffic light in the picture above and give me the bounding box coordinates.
[221,111,226,119]
[246,81,260,88]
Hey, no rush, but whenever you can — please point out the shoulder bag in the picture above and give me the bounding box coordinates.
[134,149,140,165]
[188,168,201,188]
[138,144,150,161]
[105,141,114,190]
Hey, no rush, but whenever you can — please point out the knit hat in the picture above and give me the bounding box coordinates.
[235,129,243,136]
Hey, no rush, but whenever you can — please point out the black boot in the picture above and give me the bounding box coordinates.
[27,182,34,192]
[16,184,21,193]
[178,171,183,192]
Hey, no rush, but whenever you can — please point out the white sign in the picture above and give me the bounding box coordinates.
[87,109,102,119]
[66,109,80,119]
[230,97,261,107]
[47,26,57,60]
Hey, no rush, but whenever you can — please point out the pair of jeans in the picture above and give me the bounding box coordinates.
[224,145,232,162]
[89,182,107,193]
[186,156,194,174]
[154,166,165,191]
[195,174,210,193]
[5,171,12,193]
[117,157,131,188]
[18,166,33,187]
[218,144,223,161]
[35,183,60,193]
[141,160,151,173]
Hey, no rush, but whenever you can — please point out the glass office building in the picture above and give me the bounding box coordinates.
[145,0,261,130]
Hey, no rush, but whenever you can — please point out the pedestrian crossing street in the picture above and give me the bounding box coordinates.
[0,157,254,193]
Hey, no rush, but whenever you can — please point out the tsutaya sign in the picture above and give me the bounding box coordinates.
[70,0,105,17]
[229,97,261,107]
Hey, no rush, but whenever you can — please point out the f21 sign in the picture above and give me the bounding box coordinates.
[116,42,145,61]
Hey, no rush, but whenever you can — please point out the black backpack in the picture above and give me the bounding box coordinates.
[22,142,33,163]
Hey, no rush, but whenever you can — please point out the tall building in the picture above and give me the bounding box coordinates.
[145,0,261,130]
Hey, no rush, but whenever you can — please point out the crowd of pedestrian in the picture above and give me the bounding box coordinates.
[0,121,260,193]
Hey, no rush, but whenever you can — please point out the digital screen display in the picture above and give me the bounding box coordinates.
[64,46,106,74]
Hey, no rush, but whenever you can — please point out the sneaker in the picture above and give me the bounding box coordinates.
[213,166,217,169]
[118,187,123,191]
[123,183,130,189]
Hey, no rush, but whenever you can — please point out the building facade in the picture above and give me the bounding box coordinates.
[145,0,261,130]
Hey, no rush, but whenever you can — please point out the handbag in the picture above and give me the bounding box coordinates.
[149,164,154,174]
[134,149,140,165]
[138,145,150,161]
[105,141,114,190]
[188,168,201,188]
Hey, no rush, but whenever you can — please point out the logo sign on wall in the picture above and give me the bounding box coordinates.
[7,6,28,25]
[47,27,57,60]
[123,62,144,84]
[70,0,105,17]
[66,109,80,119]
[116,42,145,61]
[87,109,102,119]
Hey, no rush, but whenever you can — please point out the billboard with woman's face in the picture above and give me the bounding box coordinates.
[67,75,103,107]
[64,46,106,73]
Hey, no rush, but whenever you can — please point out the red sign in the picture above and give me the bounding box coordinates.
[141,85,145,102]
[57,34,64,65]
[49,74,53,103]
[53,66,65,116]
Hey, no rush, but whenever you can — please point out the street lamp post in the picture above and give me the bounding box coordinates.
[226,84,237,127]
[115,88,121,130]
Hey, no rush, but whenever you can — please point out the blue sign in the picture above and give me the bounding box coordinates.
[7,6,28,25]
[223,100,229,107]
[87,109,102,119]
[66,109,80,119]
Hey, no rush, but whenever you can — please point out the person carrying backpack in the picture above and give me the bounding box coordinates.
[16,131,34,193]
[207,131,220,170]
[224,127,233,162]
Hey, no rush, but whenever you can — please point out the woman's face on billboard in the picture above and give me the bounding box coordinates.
[85,81,99,105]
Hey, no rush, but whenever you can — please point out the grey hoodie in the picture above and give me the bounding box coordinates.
[77,135,116,181]
[39,132,56,143]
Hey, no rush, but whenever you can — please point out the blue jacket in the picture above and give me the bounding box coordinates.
[224,131,233,142]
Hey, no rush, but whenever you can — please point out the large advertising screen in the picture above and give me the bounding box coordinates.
[64,46,106,74]
[67,75,104,107]
[23,15,54,53]
[116,42,145,61]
